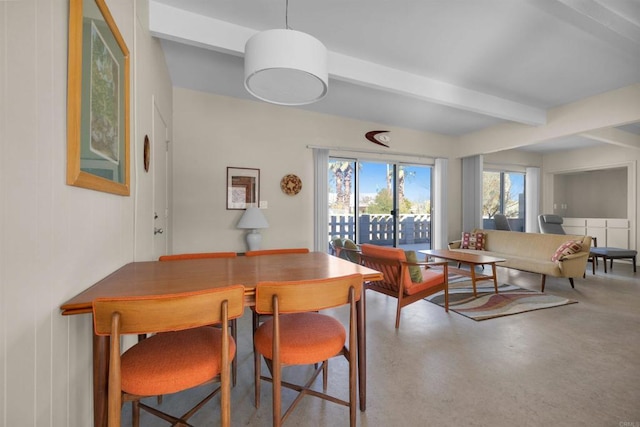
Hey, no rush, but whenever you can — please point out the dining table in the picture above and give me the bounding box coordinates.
[60,251,383,427]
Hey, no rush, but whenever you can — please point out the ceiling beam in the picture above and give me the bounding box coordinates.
[455,84,640,158]
[149,1,546,126]
[528,0,640,60]
[581,127,640,150]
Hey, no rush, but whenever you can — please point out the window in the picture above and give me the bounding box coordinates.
[482,170,525,231]
[328,158,433,251]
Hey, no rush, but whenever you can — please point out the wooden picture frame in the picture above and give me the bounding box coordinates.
[227,167,260,209]
[66,0,130,195]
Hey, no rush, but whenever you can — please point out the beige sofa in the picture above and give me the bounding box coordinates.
[449,229,592,292]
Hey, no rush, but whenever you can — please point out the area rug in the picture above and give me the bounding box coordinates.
[425,282,578,321]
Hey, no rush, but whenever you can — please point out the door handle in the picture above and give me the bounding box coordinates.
[154,227,164,235]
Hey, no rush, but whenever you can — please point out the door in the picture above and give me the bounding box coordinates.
[358,161,397,247]
[152,99,169,260]
[328,158,433,252]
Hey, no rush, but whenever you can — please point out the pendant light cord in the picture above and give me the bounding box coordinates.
[285,0,290,29]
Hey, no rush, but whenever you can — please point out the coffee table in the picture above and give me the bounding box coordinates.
[420,249,506,297]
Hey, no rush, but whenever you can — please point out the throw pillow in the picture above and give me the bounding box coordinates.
[461,232,486,250]
[551,240,583,262]
[404,250,423,283]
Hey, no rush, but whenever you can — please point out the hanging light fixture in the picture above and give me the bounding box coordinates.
[244,0,328,106]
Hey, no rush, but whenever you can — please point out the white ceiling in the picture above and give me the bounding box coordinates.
[150,0,640,153]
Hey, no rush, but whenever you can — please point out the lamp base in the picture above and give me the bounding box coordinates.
[246,229,262,251]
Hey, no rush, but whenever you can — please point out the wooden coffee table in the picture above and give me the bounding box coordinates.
[420,249,506,297]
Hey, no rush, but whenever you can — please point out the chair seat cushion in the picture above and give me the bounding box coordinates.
[121,326,235,396]
[590,247,637,258]
[254,312,345,365]
[404,269,445,296]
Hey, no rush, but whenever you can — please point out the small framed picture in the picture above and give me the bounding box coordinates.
[227,167,260,209]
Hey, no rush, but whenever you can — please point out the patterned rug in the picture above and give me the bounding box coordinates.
[425,282,578,321]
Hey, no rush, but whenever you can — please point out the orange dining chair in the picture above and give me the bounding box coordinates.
[245,248,309,257]
[253,274,362,427]
[359,243,449,328]
[92,286,244,427]
[158,251,239,385]
[158,251,237,261]
[244,248,310,339]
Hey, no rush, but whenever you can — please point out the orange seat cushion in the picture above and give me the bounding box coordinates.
[404,269,445,295]
[254,313,345,365]
[121,326,236,396]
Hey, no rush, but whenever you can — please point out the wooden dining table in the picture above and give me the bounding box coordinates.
[60,251,383,427]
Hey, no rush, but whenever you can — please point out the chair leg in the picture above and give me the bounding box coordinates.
[394,303,402,329]
[132,401,140,427]
[540,274,546,292]
[322,360,328,393]
[443,286,449,312]
[254,350,261,408]
[273,362,282,427]
[231,319,237,387]
[568,277,575,288]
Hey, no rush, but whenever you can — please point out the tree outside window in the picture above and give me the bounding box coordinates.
[483,171,524,219]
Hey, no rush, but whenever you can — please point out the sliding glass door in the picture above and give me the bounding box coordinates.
[482,170,525,231]
[328,158,432,251]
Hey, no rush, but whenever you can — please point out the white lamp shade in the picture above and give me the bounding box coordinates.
[244,29,328,106]
[237,207,269,230]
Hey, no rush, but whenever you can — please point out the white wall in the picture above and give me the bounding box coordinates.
[554,168,627,218]
[171,88,458,253]
[0,0,172,425]
[542,144,639,251]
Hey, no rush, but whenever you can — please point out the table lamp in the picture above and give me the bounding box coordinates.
[237,207,269,251]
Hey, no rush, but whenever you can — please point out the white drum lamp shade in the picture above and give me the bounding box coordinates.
[237,207,269,251]
[244,29,328,106]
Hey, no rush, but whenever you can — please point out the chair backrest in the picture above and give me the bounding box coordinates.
[254,274,362,314]
[493,214,511,231]
[359,244,409,292]
[159,252,237,261]
[538,214,566,234]
[93,286,245,336]
[245,248,309,257]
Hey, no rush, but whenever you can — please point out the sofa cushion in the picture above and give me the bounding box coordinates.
[551,240,583,262]
[461,232,486,250]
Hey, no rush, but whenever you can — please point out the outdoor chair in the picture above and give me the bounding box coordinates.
[494,214,511,231]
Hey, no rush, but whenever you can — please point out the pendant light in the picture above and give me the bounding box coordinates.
[244,0,328,106]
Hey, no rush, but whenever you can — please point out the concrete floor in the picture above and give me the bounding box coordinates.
[123,262,640,426]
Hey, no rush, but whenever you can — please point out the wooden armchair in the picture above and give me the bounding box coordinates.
[359,244,449,328]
